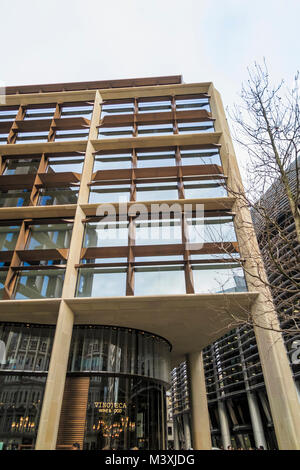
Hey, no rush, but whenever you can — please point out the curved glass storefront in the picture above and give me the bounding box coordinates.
[68,325,171,383]
[0,323,171,450]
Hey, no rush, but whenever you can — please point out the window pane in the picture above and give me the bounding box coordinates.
[176,97,210,112]
[137,150,176,168]
[27,224,73,250]
[16,132,49,143]
[94,152,132,171]
[136,184,178,201]
[192,264,247,293]
[178,121,214,134]
[134,266,186,295]
[89,186,130,203]
[135,219,182,245]
[83,221,129,247]
[55,129,89,141]
[14,269,65,299]
[0,324,55,372]
[101,101,134,117]
[98,126,133,139]
[76,268,127,297]
[138,123,173,136]
[38,187,79,205]
[180,148,221,166]
[24,107,55,120]
[186,217,236,244]
[138,99,172,113]
[0,190,31,208]
[60,105,93,119]
[47,156,84,173]
[0,271,7,299]
[184,180,227,198]
[0,226,20,251]
[4,159,40,175]
[0,107,18,122]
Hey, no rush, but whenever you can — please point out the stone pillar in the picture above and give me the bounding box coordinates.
[35,302,74,449]
[173,420,180,450]
[247,391,267,449]
[187,352,212,450]
[218,400,231,449]
[183,413,192,449]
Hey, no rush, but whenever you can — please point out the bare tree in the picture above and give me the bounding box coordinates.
[226,60,300,336]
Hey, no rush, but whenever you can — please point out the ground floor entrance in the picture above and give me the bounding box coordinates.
[56,375,167,450]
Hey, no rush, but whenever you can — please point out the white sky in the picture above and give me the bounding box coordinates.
[1,0,299,181]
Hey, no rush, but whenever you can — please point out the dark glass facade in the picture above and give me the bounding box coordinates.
[0,323,171,449]
[84,376,166,450]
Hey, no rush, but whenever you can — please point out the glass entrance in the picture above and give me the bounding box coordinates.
[84,375,166,450]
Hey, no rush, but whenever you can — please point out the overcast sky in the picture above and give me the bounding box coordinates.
[1,0,299,179]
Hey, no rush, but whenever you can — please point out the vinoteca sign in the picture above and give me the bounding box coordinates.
[94,402,127,414]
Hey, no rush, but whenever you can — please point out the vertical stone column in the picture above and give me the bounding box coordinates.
[35,301,74,449]
[183,413,192,449]
[173,420,180,450]
[209,84,300,450]
[218,400,231,449]
[187,352,212,450]
[35,91,102,449]
[247,391,267,449]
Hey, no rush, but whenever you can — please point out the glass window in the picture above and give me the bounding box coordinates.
[0,189,31,208]
[47,156,84,173]
[38,187,79,205]
[0,107,18,122]
[83,375,166,450]
[176,96,210,112]
[138,123,173,136]
[76,268,127,297]
[178,121,214,134]
[186,217,236,245]
[0,323,55,372]
[24,107,55,120]
[16,132,49,143]
[13,269,65,299]
[101,101,135,117]
[192,264,247,293]
[55,129,89,141]
[60,105,93,119]
[183,180,227,199]
[138,99,172,113]
[27,224,73,250]
[0,226,20,251]
[83,221,129,247]
[137,150,176,168]
[135,219,182,245]
[3,158,40,175]
[89,185,131,204]
[134,266,186,295]
[98,126,133,139]
[93,152,132,171]
[180,148,221,166]
[0,132,9,143]
[0,374,47,449]
[136,183,178,201]
[0,271,7,299]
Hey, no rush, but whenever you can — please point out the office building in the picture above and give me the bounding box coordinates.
[0,76,299,450]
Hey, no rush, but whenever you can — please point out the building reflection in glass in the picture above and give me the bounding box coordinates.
[0,323,54,372]
[0,375,46,450]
